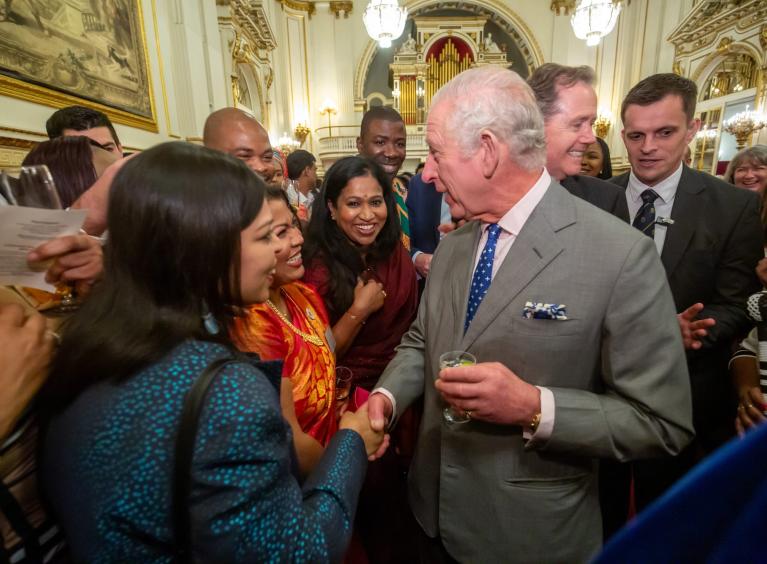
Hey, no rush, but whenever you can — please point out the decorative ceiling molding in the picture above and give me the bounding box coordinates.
[277,0,316,17]
[550,0,576,16]
[329,1,353,18]
[0,136,38,149]
[667,0,766,56]
[0,125,46,138]
[550,0,630,16]
[225,0,277,52]
[690,39,764,83]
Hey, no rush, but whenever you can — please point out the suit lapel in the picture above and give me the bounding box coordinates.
[426,186,443,248]
[449,222,481,350]
[460,183,572,350]
[660,167,703,277]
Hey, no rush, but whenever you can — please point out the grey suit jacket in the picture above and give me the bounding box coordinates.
[377,181,694,563]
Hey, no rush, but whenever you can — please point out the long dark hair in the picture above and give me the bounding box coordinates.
[42,142,266,412]
[595,137,613,180]
[303,156,400,317]
[22,136,98,208]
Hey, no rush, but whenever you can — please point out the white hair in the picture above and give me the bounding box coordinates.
[431,66,546,171]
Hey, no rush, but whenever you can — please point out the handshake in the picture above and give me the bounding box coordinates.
[338,394,393,461]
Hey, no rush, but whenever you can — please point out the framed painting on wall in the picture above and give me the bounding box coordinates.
[0,0,157,132]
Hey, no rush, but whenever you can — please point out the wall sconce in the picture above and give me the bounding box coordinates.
[319,99,338,137]
[392,86,401,99]
[416,85,425,98]
[593,107,613,138]
[294,123,311,147]
[723,106,766,149]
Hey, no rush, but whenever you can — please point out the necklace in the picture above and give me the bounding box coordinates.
[266,297,325,347]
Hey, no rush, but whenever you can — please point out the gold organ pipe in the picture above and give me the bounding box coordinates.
[402,79,408,123]
[452,41,457,79]
[399,78,416,124]
[442,45,446,83]
[405,79,409,124]
[407,79,415,124]
[422,39,477,118]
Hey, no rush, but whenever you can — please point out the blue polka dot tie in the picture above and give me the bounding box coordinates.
[465,224,502,333]
[633,189,660,239]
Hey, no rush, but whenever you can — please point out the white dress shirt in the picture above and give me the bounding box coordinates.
[626,163,683,255]
[377,169,555,441]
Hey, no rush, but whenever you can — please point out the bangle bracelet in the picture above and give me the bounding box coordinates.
[347,310,366,325]
[529,412,542,434]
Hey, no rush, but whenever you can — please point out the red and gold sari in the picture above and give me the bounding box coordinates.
[232,282,338,446]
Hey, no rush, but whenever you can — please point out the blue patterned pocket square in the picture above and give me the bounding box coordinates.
[523,301,568,320]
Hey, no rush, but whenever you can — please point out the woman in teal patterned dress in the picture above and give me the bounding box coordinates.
[39,142,385,563]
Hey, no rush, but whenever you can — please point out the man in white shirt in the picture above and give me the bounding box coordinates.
[608,73,763,524]
[367,66,693,563]
[285,149,318,219]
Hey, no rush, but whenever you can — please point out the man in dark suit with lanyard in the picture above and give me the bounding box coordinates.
[606,73,763,532]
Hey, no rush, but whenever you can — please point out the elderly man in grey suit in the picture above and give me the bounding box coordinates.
[367,66,694,563]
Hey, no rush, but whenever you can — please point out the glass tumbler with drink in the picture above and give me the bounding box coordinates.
[439,350,476,424]
[335,366,353,404]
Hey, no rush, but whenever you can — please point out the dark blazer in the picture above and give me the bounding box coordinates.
[561,174,630,222]
[612,166,763,445]
[406,173,443,257]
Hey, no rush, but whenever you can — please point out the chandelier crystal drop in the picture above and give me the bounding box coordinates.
[363,0,408,49]
[571,0,623,47]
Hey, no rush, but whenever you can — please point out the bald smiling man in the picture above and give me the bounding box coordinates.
[203,108,276,183]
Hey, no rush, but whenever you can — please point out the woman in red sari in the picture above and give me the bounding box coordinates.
[232,187,338,476]
[302,156,419,563]
[302,156,418,390]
